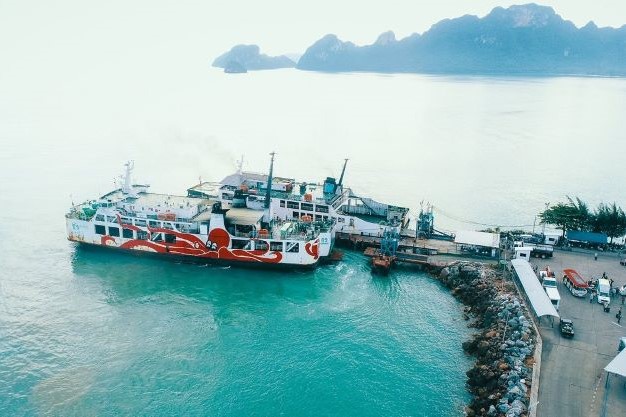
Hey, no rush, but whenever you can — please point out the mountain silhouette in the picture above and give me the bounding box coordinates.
[293,3,626,76]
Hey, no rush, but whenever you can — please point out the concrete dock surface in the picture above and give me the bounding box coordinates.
[533,250,626,417]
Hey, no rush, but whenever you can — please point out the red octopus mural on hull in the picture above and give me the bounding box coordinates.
[96,224,320,264]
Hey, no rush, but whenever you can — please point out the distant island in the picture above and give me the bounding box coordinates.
[215,3,626,76]
[212,45,295,72]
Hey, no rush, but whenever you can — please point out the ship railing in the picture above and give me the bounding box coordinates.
[66,211,93,221]
[330,187,350,209]
[230,229,316,241]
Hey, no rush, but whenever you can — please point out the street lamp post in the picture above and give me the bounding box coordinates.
[542,202,550,236]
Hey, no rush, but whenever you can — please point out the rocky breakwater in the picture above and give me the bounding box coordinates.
[437,262,535,417]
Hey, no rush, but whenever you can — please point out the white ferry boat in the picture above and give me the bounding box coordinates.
[187,159,410,238]
[66,158,334,268]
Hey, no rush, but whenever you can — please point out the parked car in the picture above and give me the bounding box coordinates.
[559,319,575,338]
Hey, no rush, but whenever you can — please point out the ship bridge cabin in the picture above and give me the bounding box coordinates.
[186,168,409,236]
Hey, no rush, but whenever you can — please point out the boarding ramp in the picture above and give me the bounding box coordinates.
[511,259,560,324]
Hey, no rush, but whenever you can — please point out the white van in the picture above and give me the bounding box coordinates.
[545,286,561,311]
[543,234,560,246]
[597,278,611,304]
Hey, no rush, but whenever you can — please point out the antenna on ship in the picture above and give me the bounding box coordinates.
[237,155,244,175]
[121,160,136,196]
[265,152,275,210]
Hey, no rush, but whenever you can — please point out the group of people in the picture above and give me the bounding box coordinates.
[587,273,626,299]
[586,272,626,324]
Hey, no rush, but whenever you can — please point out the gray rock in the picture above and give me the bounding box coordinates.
[498,403,510,413]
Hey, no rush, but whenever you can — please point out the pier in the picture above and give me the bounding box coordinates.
[335,231,457,256]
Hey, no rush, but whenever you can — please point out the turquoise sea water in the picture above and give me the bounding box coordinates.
[0,237,472,416]
[3,16,626,414]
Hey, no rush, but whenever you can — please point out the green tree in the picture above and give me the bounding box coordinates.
[539,203,578,237]
[593,202,626,243]
[566,196,593,231]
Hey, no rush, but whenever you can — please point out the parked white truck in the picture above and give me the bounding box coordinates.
[597,278,611,304]
[541,273,561,311]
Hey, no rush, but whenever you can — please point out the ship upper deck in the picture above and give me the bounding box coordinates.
[68,188,212,222]
[102,190,207,211]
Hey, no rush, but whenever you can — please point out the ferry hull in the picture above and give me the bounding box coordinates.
[67,217,324,269]
[71,241,318,270]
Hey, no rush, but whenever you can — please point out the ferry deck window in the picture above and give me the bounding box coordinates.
[137,230,148,240]
[270,241,283,252]
[164,234,176,243]
[122,229,134,239]
[135,219,147,227]
[255,240,269,251]
[231,239,249,250]
[315,215,322,221]
[95,214,105,222]
[280,200,286,208]
[108,226,120,237]
[95,225,106,235]
[106,216,117,223]
[315,205,329,213]
[301,203,313,212]
[286,242,299,253]
[287,201,299,209]
[293,211,299,219]
[149,220,160,228]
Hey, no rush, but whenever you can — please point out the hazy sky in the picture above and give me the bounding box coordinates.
[1,0,626,64]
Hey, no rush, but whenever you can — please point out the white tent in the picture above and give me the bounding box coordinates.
[511,259,560,319]
[454,230,500,248]
[604,348,626,377]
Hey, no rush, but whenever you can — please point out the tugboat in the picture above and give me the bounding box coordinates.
[371,254,394,275]
[66,155,334,268]
[370,228,399,275]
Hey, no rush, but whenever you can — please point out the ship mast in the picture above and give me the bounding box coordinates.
[337,158,349,192]
[122,161,135,195]
[264,152,275,210]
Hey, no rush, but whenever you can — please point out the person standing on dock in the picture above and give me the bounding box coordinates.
[590,291,594,303]
[594,252,598,261]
